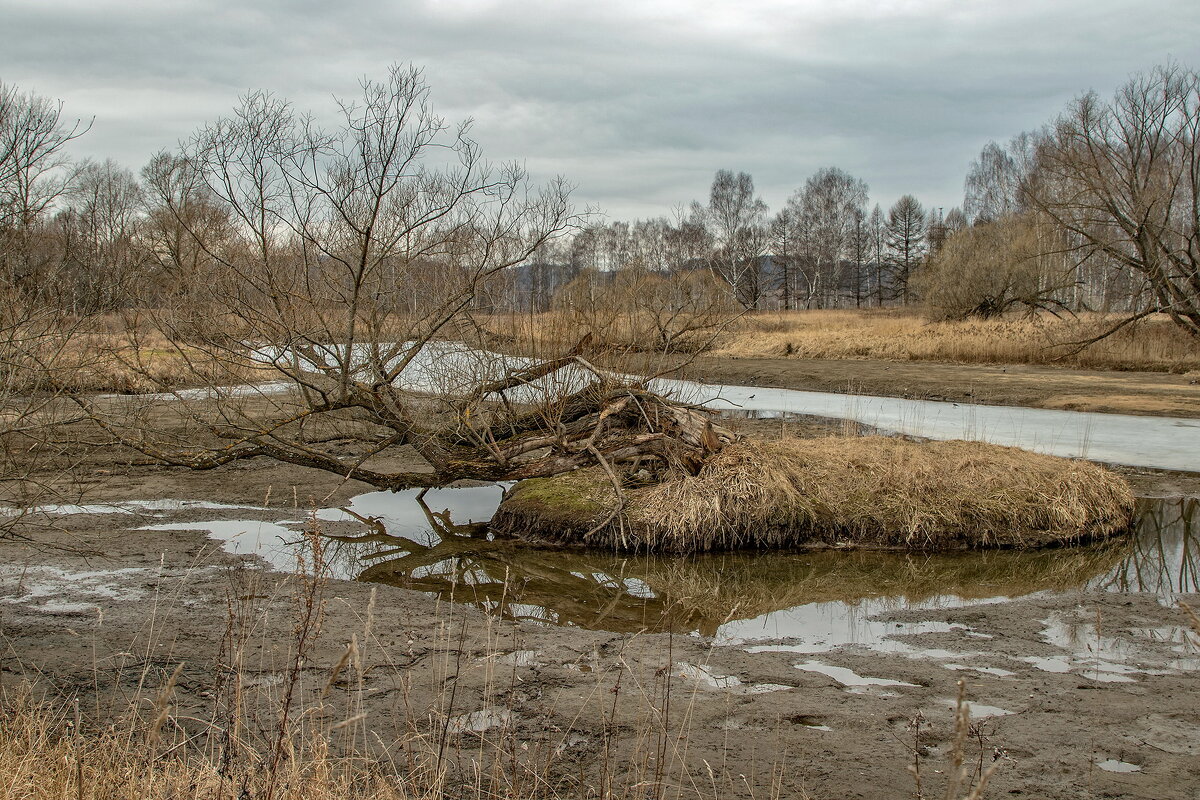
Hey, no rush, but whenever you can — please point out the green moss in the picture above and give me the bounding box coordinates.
[492,469,615,541]
[508,472,610,515]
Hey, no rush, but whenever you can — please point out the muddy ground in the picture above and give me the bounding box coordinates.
[682,356,1200,417]
[3,360,1200,799]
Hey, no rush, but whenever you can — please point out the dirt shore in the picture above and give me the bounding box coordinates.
[681,356,1200,417]
[3,360,1200,799]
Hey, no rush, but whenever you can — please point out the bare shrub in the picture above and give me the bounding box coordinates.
[554,267,738,354]
[915,215,1077,321]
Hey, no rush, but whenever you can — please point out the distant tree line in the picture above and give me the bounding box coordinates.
[2,63,1199,342]
[489,170,947,315]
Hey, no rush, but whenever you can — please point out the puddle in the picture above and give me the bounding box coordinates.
[1020,656,1073,674]
[745,683,793,694]
[138,520,307,572]
[316,485,507,548]
[736,610,978,654]
[1,565,155,610]
[794,660,918,688]
[674,662,792,694]
[1095,758,1141,773]
[447,707,513,734]
[943,664,1017,678]
[55,482,1197,679]
[1021,609,1200,681]
[319,495,1199,645]
[22,499,262,516]
[677,662,742,690]
[934,697,1014,718]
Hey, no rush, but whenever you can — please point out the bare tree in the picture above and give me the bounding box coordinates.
[943,207,968,237]
[140,151,234,301]
[79,66,735,490]
[848,206,871,307]
[794,167,869,308]
[694,170,769,309]
[1027,64,1200,340]
[55,159,148,313]
[963,132,1040,224]
[0,80,90,298]
[867,204,887,306]
[0,82,91,536]
[770,192,809,310]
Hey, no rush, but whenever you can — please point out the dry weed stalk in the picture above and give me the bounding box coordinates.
[904,681,1004,800]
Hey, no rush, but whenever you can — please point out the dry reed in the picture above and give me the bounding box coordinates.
[711,310,1200,372]
[496,437,1135,553]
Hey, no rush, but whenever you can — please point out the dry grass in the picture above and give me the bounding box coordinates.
[711,310,1200,372]
[9,317,271,395]
[13,306,1200,398]
[0,689,429,800]
[55,332,268,394]
[497,437,1135,553]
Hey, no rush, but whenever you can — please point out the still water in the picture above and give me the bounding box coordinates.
[141,488,1198,639]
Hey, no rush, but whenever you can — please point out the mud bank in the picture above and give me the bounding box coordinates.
[3,451,1199,799]
[681,356,1200,417]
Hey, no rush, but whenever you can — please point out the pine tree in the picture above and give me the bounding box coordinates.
[885,195,926,305]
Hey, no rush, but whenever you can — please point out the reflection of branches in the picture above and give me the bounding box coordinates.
[1090,499,1199,595]
[316,491,1144,637]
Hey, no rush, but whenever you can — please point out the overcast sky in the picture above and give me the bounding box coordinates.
[3,0,1198,221]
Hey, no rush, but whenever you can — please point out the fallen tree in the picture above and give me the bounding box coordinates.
[63,65,738,491]
[76,350,737,490]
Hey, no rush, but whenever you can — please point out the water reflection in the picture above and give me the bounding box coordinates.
[319,491,1199,635]
[1088,498,1199,597]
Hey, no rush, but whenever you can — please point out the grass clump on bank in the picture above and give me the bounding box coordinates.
[493,437,1136,553]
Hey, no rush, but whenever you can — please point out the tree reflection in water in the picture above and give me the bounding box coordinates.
[1089,497,1198,597]
[318,492,1199,635]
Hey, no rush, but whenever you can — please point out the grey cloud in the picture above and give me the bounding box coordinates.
[1,0,1197,219]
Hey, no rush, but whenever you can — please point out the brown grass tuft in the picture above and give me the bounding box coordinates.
[0,688,420,800]
[496,437,1136,553]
